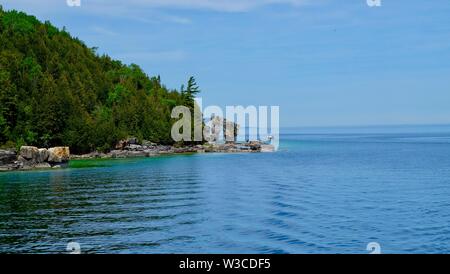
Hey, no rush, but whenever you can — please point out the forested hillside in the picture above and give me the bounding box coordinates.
[0,7,199,153]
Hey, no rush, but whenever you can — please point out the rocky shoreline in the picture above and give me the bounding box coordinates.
[0,146,70,172]
[0,140,274,172]
[72,141,274,160]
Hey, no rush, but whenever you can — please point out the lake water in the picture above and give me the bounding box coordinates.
[1,125,450,254]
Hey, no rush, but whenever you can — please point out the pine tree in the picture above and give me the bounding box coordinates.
[183,76,200,108]
[0,8,202,153]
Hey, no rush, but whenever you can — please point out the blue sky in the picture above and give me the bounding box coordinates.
[2,0,450,127]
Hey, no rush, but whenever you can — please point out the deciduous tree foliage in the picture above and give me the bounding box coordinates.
[0,7,199,153]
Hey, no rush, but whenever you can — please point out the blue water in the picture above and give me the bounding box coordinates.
[1,125,450,254]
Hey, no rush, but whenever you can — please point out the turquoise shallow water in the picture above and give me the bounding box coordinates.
[1,126,450,254]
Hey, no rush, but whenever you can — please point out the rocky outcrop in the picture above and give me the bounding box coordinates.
[1,139,275,172]
[38,148,49,163]
[0,149,16,164]
[202,141,274,153]
[71,140,274,160]
[115,137,140,150]
[0,146,70,172]
[48,147,70,163]
[0,149,18,171]
[248,141,262,151]
[19,146,39,161]
[224,119,239,143]
[203,115,240,144]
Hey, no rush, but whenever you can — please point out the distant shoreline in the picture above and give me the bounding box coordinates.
[280,124,450,135]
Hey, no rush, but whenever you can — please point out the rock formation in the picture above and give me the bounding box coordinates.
[203,115,239,144]
[48,147,70,163]
[0,149,18,171]
[0,146,70,171]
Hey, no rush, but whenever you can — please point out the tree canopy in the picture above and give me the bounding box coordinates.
[0,7,200,153]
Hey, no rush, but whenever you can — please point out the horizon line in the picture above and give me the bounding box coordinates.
[280,123,450,129]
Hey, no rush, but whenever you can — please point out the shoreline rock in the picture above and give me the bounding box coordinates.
[0,149,19,171]
[0,146,70,172]
[48,147,70,163]
[71,141,274,160]
[1,141,274,172]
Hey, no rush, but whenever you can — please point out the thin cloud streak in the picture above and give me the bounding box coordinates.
[3,0,310,12]
[90,26,119,36]
[127,0,309,12]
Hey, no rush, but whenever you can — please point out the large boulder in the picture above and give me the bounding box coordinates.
[48,147,70,163]
[142,140,157,147]
[248,141,262,151]
[20,146,39,161]
[115,140,127,150]
[125,144,144,151]
[37,148,49,163]
[127,137,139,145]
[116,137,140,150]
[224,120,239,143]
[0,149,17,165]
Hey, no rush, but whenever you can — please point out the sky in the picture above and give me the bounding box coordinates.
[2,0,450,127]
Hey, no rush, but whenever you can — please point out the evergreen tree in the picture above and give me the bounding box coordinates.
[183,76,200,108]
[0,8,201,152]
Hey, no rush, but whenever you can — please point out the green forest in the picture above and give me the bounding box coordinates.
[0,7,200,154]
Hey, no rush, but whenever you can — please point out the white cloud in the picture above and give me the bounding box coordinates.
[90,26,118,36]
[2,0,311,28]
[2,0,309,13]
[126,0,308,12]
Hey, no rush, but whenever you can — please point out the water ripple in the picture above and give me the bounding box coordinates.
[2,132,450,253]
